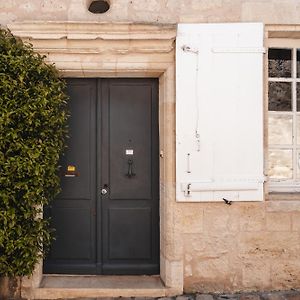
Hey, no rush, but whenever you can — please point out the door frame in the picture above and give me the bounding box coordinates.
[9,22,183,295]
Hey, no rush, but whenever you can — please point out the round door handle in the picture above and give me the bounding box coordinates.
[101,188,108,195]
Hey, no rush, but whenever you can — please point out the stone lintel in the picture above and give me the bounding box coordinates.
[8,21,177,41]
[266,24,300,38]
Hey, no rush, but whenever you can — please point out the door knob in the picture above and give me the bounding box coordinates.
[101,188,108,195]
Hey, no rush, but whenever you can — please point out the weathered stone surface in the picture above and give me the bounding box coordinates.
[1,0,300,26]
[176,296,191,300]
[238,204,265,232]
[177,204,204,234]
[266,213,291,231]
[291,212,300,231]
[241,259,271,290]
[238,232,300,260]
[216,294,239,300]
[261,292,286,300]
[239,295,261,300]
[196,294,215,300]
[0,277,22,300]
[270,260,300,290]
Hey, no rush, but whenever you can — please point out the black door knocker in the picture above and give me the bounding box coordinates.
[126,159,136,178]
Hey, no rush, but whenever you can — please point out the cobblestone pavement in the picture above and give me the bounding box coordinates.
[156,290,300,300]
[63,290,300,300]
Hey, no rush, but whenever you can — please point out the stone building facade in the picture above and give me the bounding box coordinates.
[1,1,300,299]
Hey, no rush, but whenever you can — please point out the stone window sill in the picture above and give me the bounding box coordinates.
[266,189,300,212]
[267,192,300,201]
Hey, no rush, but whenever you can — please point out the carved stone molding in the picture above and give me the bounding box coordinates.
[8,22,176,77]
[9,21,176,40]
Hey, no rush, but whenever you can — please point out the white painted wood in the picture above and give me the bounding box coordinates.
[176,23,264,202]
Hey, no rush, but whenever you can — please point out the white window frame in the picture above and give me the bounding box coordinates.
[268,38,300,193]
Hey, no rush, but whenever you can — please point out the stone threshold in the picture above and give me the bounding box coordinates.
[27,274,176,299]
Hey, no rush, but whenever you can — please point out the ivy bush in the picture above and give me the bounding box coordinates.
[0,29,68,276]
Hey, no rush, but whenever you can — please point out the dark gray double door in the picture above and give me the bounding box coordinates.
[44,78,159,275]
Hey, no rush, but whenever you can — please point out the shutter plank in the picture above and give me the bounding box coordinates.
[176,23,265,202]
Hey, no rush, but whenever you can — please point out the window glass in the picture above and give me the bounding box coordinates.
[297,49,300,78]
[297,82,300,111]
[268,48,292,78]
[297,116,300,145]
[268,82,292,111]
[268,114,293,145]
[297,150,300,179]
[269,149,293,180]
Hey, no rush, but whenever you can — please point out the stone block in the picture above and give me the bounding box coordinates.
[239,204,265,232]
[266,201,300,213]
[193,256,231,283]
[270,260,300,290]
[239,294,261,300]
[183,233,237,260]
[261,292,286,300]
[177,204,204,234]
[241,260,271,290]
[203,205,239,233]
[238,232,300,260]
[241,1,300,24]
[285,292,300,300]
[176,296,191,300]
[291,212,300,231]
[266,213,291,231]
[0,277,22,299]
[216,294,238,300]
[196,294,215,300]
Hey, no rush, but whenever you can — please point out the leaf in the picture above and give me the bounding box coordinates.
[0,28,69,277]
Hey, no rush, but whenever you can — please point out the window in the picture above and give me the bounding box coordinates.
[268,47,300,192]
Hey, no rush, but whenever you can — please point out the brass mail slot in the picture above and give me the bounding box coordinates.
[64,165,79,177]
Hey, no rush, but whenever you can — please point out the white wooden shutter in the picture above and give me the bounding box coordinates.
[176,23,265,202]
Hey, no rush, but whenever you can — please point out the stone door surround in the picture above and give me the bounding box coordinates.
[8,21,181,298]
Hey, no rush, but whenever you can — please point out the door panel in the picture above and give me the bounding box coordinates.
[108,84,152,200]
[108,207,152,260]
[44,79,97,274]
[101,79,159,275]
[50,205,92,260]
[60,82,96,199]
[44,78,159,275]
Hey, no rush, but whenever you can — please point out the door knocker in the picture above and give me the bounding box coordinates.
[126,159,136,178]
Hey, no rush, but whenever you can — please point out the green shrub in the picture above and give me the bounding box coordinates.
[0,29,68,276]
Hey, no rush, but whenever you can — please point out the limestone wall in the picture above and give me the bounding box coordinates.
[175,201,300,293]
[1,0,300,26]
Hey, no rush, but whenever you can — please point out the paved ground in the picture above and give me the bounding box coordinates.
[60,290,300,300]
[12,289,300,300]
[157,290,300,300]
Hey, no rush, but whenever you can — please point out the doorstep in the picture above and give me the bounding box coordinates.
[24,275,175,299]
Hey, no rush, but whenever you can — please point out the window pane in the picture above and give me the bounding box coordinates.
[297,150,300,179]
[297,83,300,111]
[269,149,293,179]
[297,116,300,145]
[268,114,292,145]
[268,48,292,78]
[268,82,292,111]
[297,49,300,78]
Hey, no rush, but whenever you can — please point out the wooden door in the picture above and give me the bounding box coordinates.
[44,78,159,275]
